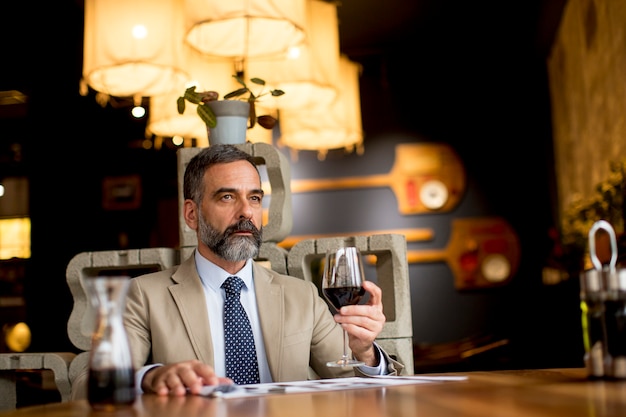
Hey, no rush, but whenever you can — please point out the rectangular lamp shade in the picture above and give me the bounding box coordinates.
[248,0,340,110]
[184,0,306,59]
[279,56,364,160]
[83,0,188,97]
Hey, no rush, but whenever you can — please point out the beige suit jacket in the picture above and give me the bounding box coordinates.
[124,251,403,381]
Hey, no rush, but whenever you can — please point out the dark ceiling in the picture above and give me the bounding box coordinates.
[336,0,566,59]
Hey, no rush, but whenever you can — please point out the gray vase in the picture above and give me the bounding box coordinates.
[206,100,250,145]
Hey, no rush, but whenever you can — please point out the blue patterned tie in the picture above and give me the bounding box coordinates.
[222,276,260,385]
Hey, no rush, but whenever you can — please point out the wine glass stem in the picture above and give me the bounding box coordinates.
[342,330,349,361]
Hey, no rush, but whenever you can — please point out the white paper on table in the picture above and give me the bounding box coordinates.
[198,375,468,399]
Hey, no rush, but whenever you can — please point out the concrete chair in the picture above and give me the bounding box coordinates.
[0,352,74,410]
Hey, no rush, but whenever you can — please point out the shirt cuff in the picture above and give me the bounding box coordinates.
[135,363,162,393]
[356,344,388,375]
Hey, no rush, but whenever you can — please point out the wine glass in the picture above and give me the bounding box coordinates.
[322,243,367,367]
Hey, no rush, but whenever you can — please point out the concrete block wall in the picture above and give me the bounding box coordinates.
[288,234,414,373]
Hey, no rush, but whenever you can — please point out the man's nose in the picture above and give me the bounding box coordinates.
[237,200,254,219]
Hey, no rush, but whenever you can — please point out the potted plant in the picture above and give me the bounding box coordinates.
[177,75,285,145]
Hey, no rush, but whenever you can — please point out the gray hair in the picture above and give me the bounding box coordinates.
[183,145,258,204]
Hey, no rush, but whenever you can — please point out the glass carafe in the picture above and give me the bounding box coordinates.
[85,275,136,410]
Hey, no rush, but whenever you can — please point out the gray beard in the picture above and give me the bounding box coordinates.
[197,215,262,262]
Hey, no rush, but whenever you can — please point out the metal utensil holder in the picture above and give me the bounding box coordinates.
[580,220,626,379]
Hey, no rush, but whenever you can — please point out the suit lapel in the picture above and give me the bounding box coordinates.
[168,254,215,366]
[252,263,283,381]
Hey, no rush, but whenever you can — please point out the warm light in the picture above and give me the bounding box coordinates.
[278,55,364,159]
[0,218,31,259]
[132,25,148,39]
[88,0,362,157]
[249,0,340,109]
[287,46,301,60]
[82,0,188,97]
[131,106,146,118]
[0,185,4,197]
[4,322,31,352]
[183,0,306,59]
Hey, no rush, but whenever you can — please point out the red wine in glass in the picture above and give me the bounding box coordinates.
[323,287,365,311]
[322,242,366,367]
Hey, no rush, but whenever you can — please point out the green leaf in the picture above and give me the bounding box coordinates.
[196,104,217,128]
[183,86,203,104]
[177,96,186,114]
[223,88,249,100]
[250,77,266,86]
[270,89,285,97]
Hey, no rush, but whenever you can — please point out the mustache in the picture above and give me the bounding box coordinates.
[224,219,260,237]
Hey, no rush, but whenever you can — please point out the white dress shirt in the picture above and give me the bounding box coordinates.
[194,253,272,382]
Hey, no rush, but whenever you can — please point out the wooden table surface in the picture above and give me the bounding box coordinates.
[2,368,625,417]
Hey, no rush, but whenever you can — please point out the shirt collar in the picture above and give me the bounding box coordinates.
[194,250,254,292]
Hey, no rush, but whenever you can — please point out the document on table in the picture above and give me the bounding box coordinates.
[199,375,468,399]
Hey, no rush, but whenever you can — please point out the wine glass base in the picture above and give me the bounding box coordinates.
[326,359,365,368]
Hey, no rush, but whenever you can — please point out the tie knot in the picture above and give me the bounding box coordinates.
[222,276,244,296]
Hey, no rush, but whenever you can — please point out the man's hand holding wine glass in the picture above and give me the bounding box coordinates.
[333,279,386,367]
[322,244,387,368]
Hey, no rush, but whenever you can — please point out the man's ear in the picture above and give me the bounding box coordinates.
[183,199,198,231]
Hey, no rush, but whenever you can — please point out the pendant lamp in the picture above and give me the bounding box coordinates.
[278,56,364,160]
[248,0,340,110]
[183,0,306,59]
[82,0,188,98]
